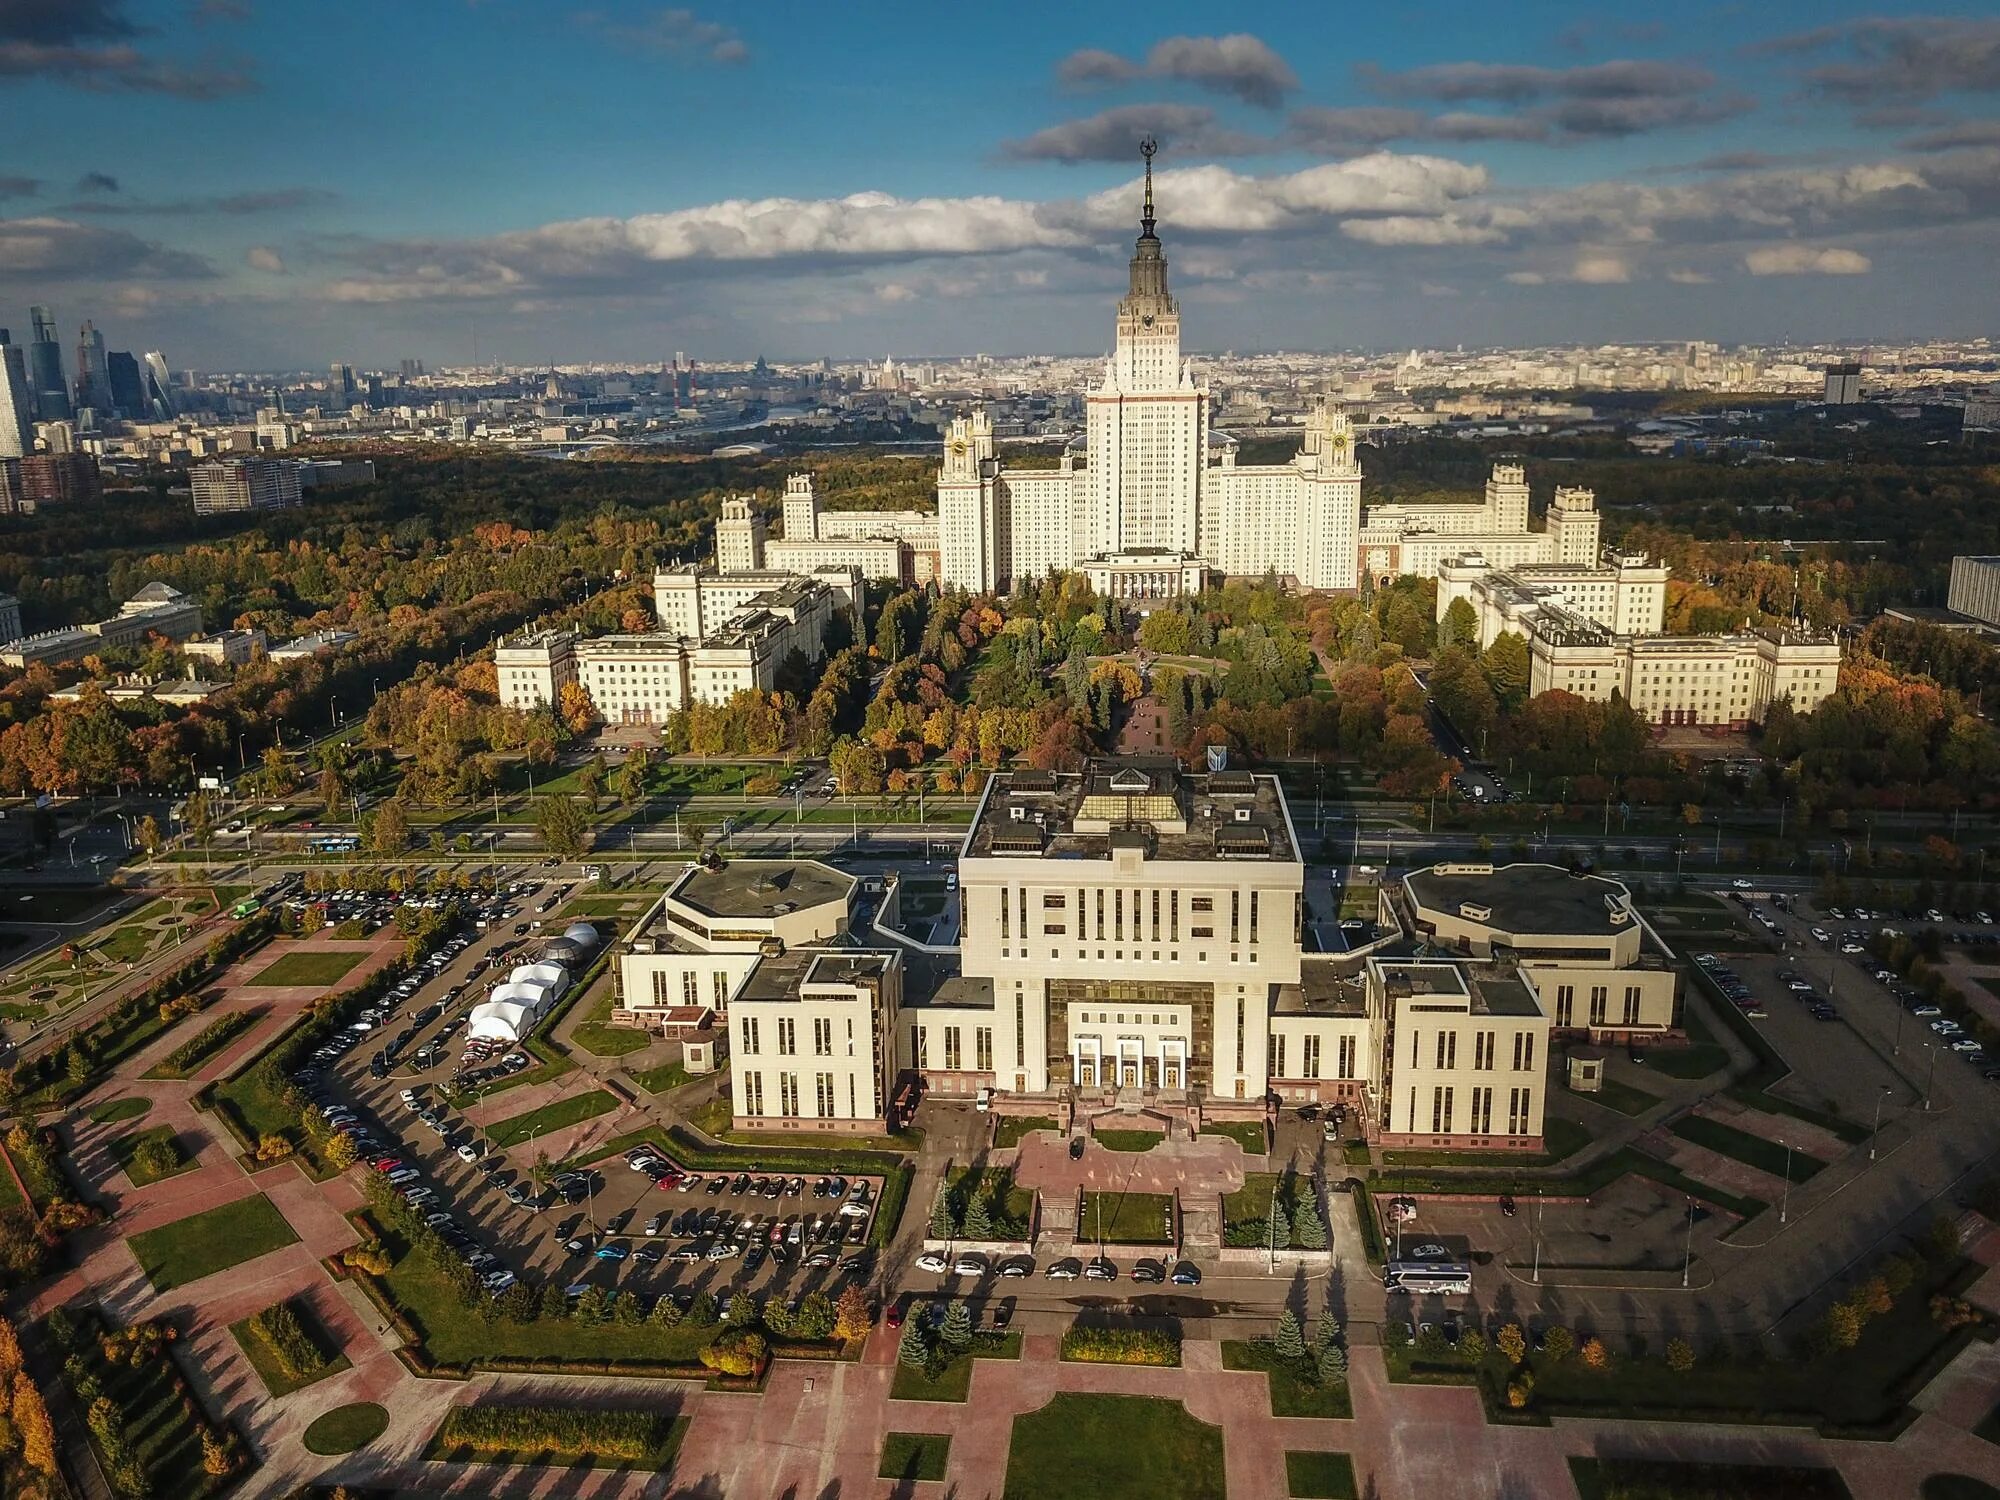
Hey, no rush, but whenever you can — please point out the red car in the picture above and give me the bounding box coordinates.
[372,1157,402,1173]
[885,1295,911,1330]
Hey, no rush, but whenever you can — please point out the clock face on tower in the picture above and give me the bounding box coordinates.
[950,438,967,457]
[1141,314,1155,327]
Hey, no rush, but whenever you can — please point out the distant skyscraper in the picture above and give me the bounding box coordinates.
[106,351,145,419]
[73,320,109,414]
[0,334,32,459]
[1824,362,1863,405]
[399,357,424,382]
[329,362,356,406]
[141,352,175,418]
[26,305,68,421]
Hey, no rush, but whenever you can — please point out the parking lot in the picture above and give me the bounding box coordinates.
[292,883,891,1313]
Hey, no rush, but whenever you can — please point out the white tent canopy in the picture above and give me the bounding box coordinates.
[467,999,537,1043]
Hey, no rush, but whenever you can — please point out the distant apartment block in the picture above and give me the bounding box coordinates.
[1948,556,2000,629]
[16,452,98,510]
[191,457,303,515]
[0,594,20,646]
[1824,362,1863,405]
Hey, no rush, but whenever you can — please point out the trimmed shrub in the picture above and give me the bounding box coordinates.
[1059,1325,1179,1366]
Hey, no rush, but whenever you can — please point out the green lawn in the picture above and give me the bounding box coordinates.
[1203,1120,1268,1155]
[1003,1394,1225,1500]
[1585,1075,1663,1117]
[994,1114,1056,1148]
[483,1088,618,1149]
[1646,1005,1733,1079]
[127,1193,300,1291]
[88,1095,152,1125]
[880,1432,951,1481]
[889,1330,1022,1401]
[632,1059,693,1094]
[1221,1341,1353,1418]
[246,948,367,988]
[567,985,653,1058]
[1286,1451,1359,1499]
[228,1299,351,1398]
[1671,1115,1828,1182]
[1078,1190,1174,1245]
[110,1126,196,1187]
[1094,1129,1164,1152]
[303,1403,389,1456]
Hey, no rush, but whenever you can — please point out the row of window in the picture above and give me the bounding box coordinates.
[738,1013,852,1058]
[1553,983,1646,1028]
[908,1023,995,1073]
[739,1069,853,1119]
[1405,1027,1538,1073]
[1268,1032,1358,1080]
[1414,1083,1534,1136]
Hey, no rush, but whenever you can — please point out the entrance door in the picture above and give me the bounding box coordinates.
[1120,1059,1139,1087]
[1163,1059,1182,1088]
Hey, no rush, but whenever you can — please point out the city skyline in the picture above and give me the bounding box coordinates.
[3,1,1999,366]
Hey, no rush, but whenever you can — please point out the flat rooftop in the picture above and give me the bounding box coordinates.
[734,945,896,1004]
[1404,863,1632,939]
[666,859,854,923]
[1374,959,1542,1018]
[965,756,1298,864]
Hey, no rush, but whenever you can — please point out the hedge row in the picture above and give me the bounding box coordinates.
[1058,1325,1180,1366]
[157,1009,259,1076]
[245,1300,331,1383]
[436,1402,670,1460]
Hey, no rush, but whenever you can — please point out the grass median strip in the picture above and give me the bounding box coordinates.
[483,1088,618,1150]
[127,1193,300,1292]
[1671,1114,1828,1182]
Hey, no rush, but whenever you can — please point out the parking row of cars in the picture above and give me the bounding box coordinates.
[910,1250,1202,1285]
[1847,955,2000,1081]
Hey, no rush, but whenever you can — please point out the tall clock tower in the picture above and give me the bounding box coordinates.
[1086,140,1207,559]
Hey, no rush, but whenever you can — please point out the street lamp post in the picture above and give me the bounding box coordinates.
[1778,1138,1793,1225]
[1923,1042,1936,1111]
[1870,1085,1892,1161]
[1681,1195,1694,1288]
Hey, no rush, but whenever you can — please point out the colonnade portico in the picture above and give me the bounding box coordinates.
[1070,1033,1189,1090]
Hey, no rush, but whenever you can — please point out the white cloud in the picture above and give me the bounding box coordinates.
[1339,214,1502,246]
[1504,270,1546,284]
[1744,244,1872,275]
[1666,267,1713,284]
[1571,253,1631,283]
[245,244,285,272]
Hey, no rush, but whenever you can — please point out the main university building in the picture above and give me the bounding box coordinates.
[615,758,1684,1151]
[497,147,1837,732]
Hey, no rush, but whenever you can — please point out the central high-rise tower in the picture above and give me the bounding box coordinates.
[1084,140,1207,559]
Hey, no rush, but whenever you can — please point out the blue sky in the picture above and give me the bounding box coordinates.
[2,0,1997,369]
